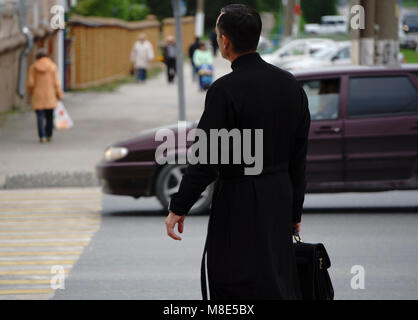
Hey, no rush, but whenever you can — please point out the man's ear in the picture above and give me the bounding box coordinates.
[222,34,229,50]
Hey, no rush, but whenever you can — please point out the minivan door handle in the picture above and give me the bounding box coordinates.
[314,126,341,134]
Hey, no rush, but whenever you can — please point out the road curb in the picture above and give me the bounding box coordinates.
[1,171,99,189]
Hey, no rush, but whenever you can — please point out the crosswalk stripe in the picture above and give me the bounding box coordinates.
[0,260,76,266]
[0,280,52,285]
[0,269,69,275]
[0,223,100,228]
[0,234,94,240]
[0,213,100,218]
[0,289,55,295]
[0,208,100,213]
[0,218,100,224]
[0,192,100,196]
[0,242,89,247]
[0,229,98,234]
[0,251,83,256]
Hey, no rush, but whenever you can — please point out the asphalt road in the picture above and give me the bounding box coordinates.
[53,190,418,300]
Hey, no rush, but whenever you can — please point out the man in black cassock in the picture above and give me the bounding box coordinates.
[165,4,311,300]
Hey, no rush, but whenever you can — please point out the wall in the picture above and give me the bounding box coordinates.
[67,15,160,89]
[0,0,60,112]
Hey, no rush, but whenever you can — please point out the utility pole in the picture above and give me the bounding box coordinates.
[292,0,301,38]
[195,0,204,38]
[351,0,399,66]
[172,0,186,121]
[375,0,399,66]
[283,0,295,43]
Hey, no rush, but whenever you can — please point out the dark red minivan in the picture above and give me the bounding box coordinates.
[96,65,418,213]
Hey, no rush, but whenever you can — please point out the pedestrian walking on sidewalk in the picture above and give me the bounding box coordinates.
[130,34,154,82]
[28,49,63,143]
[188,37,200,81]
[210,28,219,56]
[165,4,310,300]
[193,43,214,90]
[163,36,177,83]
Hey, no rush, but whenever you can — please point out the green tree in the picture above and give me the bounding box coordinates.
[144,0,280,28]
[186,0,273,30]
[144,0,173,20]
[300,0,337,24]
[72,0,150,21]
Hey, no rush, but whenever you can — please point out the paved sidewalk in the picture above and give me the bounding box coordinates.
[0,55,230,189]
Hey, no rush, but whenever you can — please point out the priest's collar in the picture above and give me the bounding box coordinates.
[231,52,261,70]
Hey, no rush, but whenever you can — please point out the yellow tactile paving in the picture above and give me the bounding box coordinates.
[0,280,52,285]
[0,188,102,300]
[0,251,83,257]
[0,234,94,240]
[0,260,77,266]
[0,229,98,233]
[0,208,100,213]
[0,269,70,275]
[0,289,55,295]
[0,223,100,229]
[0,213,100,219]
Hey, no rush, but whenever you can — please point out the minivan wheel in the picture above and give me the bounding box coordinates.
[155,164,213,215]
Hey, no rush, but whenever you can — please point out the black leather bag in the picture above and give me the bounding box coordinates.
[292,231,334,300]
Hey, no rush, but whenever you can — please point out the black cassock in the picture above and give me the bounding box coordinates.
[169,52,311,300]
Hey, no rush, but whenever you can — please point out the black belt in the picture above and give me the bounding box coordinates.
[200,162,289,300]
[218,163,289,184]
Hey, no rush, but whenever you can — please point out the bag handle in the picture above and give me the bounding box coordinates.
[293,229,303,243]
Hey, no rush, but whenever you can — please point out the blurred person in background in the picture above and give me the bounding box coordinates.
[188,37,200,81]
[210,28,219,56]
[28,49,63,143]
[130,33,154,82]
[163,36,177,83]
[193,43,214,90]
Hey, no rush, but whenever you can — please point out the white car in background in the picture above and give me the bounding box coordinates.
[282,41,406,72]
[304,16,348,35]
[282,41,351,71]
[261,38,336,68]
[257,35,273,52]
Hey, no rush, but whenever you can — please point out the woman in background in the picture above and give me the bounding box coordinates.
[28,49,63,143]
[130,34,154,82]
[193,43,214,90]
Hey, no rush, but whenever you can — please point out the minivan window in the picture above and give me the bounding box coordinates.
[300,78,340,120]
[348,76,418,118]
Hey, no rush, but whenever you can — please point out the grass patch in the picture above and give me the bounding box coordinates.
[0,104,28,125]
[70,65,162,92]
[402,0,418,8]
[401,48,418,63]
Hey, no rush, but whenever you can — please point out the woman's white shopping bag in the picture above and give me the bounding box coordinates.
[54,101,74,130]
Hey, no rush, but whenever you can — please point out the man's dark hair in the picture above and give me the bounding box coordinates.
[217,4,262,53]
[35,49,48,60]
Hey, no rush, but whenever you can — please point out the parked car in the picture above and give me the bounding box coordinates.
[399,29,418,50]
[257,35,273,53]
[304,15,348,35]
[282,41,351,71]
[283,41,406,72]
[96,66,418,214]
[261,38,336,68]
[403,13,418,33]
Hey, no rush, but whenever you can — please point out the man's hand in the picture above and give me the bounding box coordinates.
[165,211,186,241]
[292,222,301,234]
